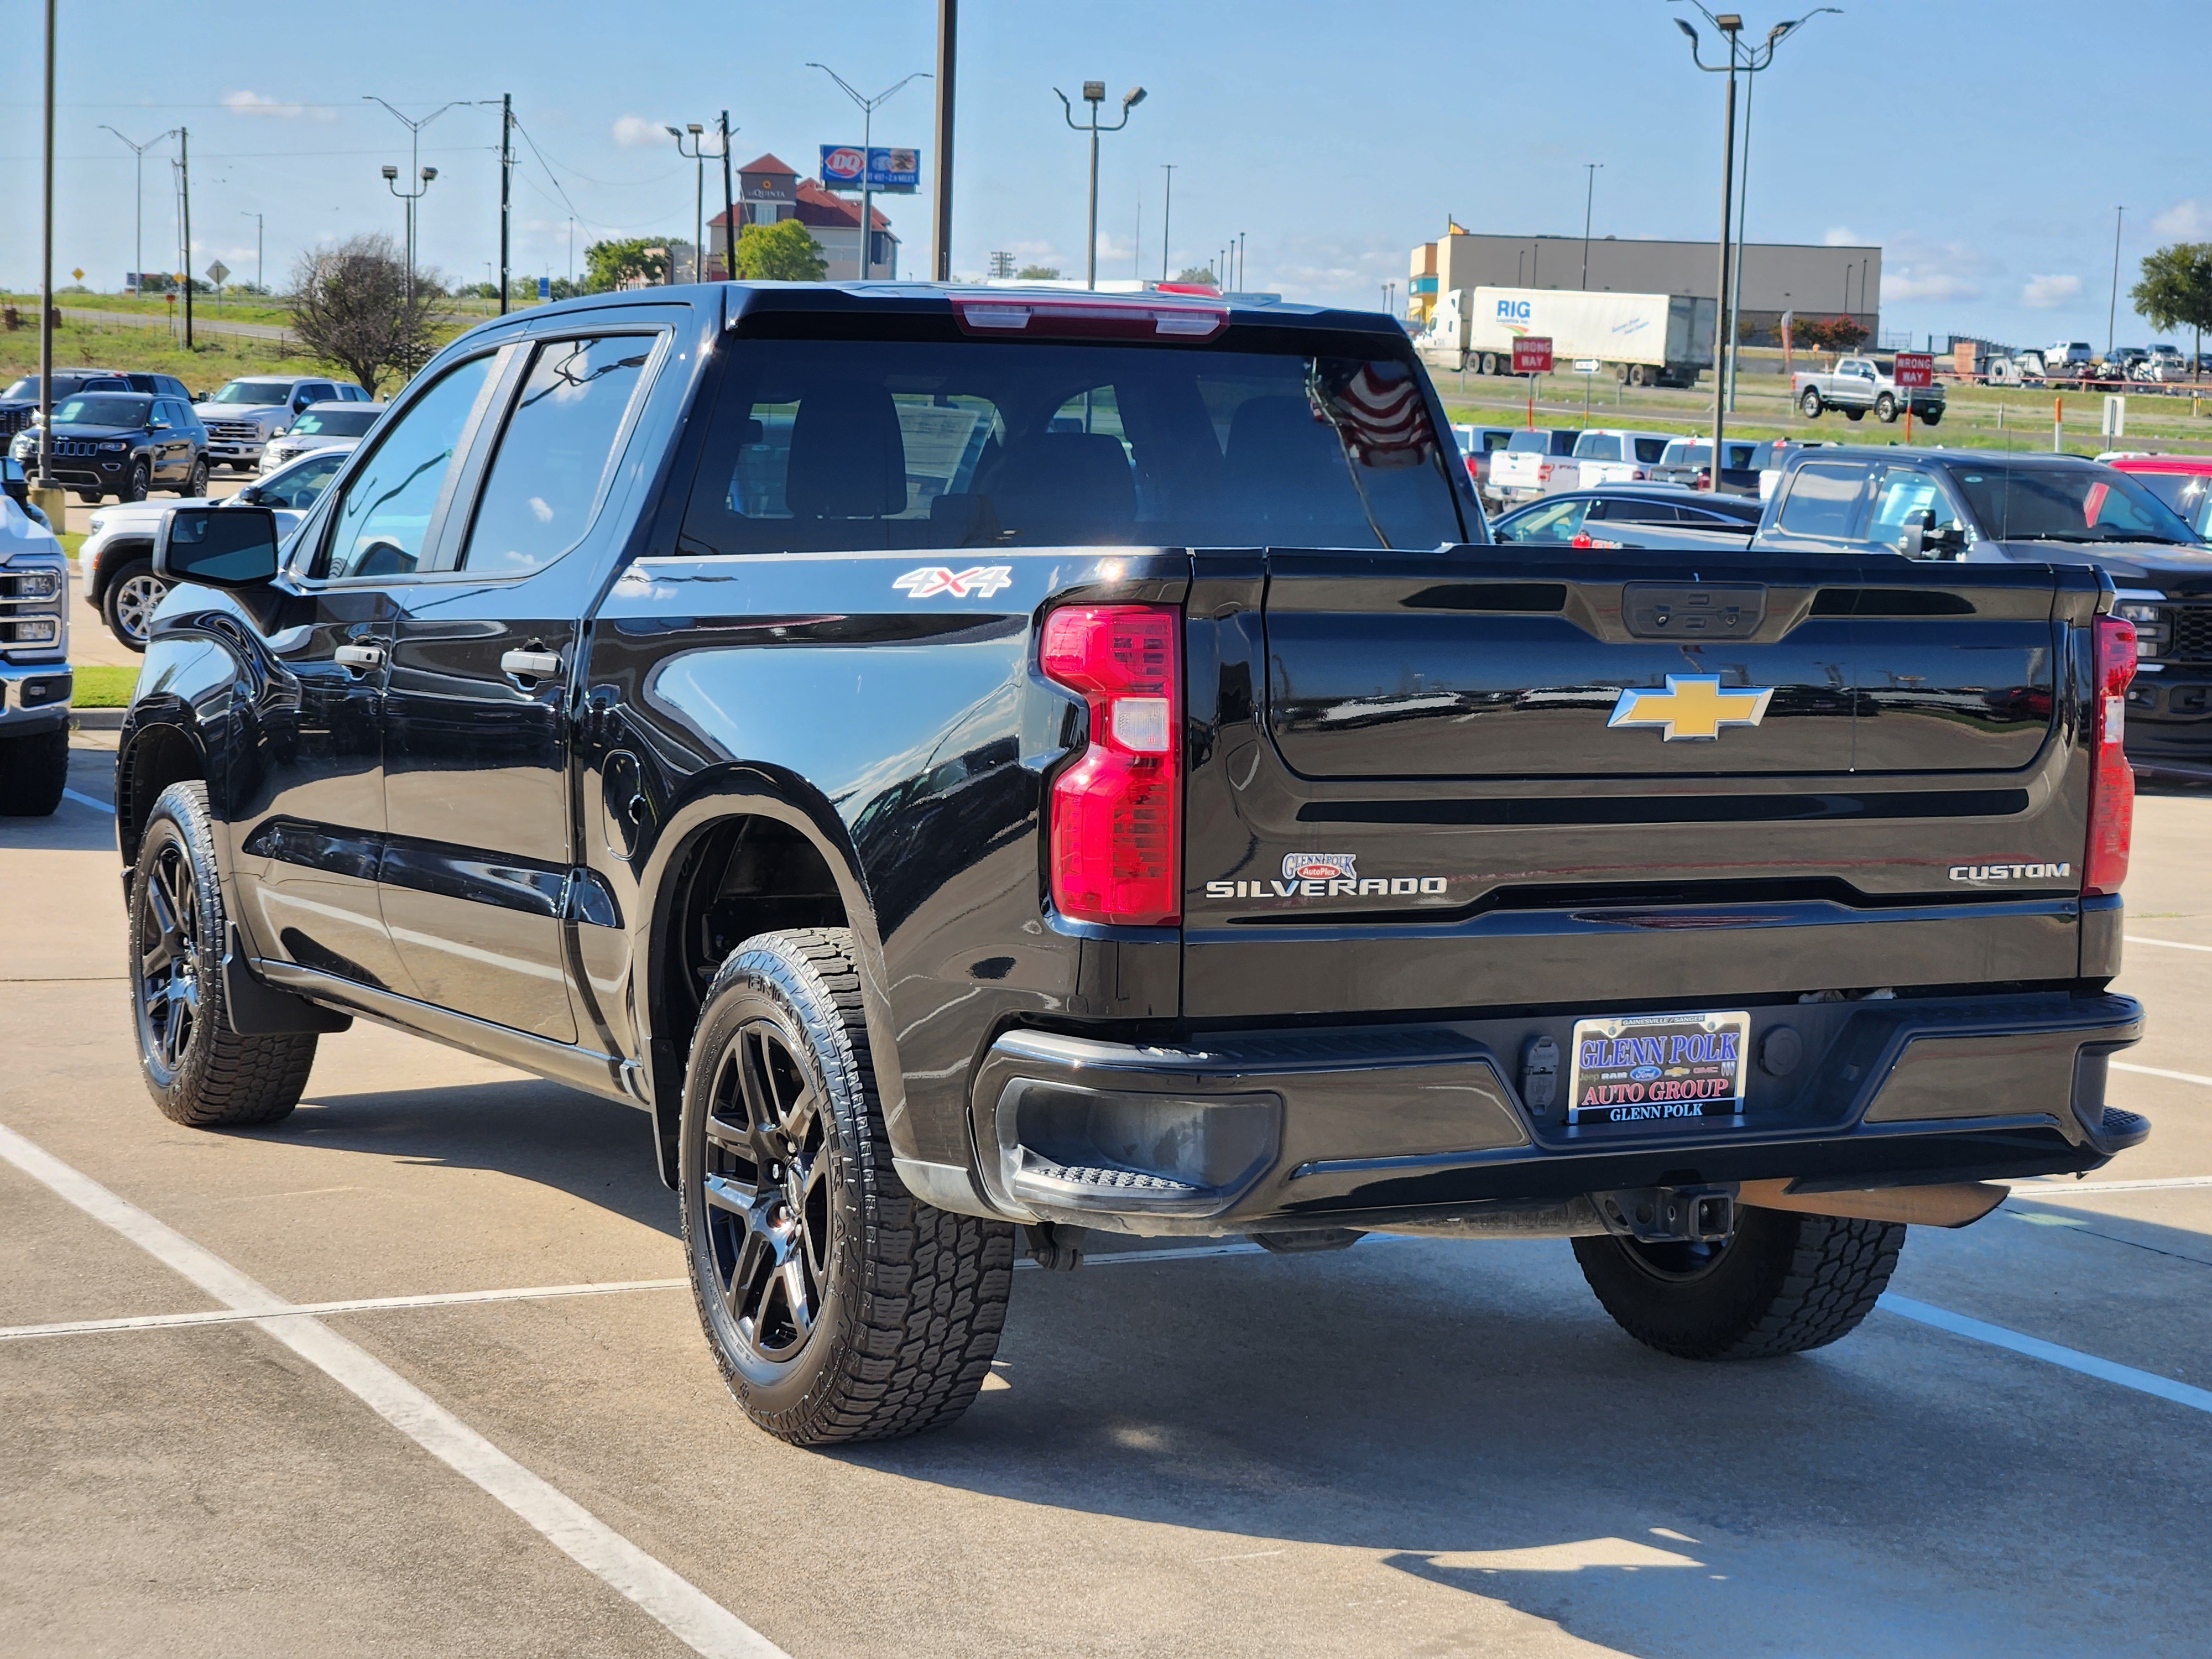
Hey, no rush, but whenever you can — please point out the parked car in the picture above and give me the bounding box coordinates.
[1651,437,1762,494]
[1753,444,2212,778]
[114,282,2149,1449]
[258,401,385,474]
[1486,426,1582,502]
[1793,356,1945,425]
[200,375,371,472]
[1571,429,1674,488]
[1451,422,1518,499]
[1491,484,1763,550]
[0,369,133,440]
[0,455,71,816]
[80,446,348,650]
[7,390,210,504]
[2046,341,2096,380]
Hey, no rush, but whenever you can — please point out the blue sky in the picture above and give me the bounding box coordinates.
[3,0,2207,348]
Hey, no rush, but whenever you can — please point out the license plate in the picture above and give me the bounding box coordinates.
[1567,1010,1750,1126]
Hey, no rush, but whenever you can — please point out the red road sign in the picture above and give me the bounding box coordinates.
[1512,336,1553,375]
[1892,351,1934,389]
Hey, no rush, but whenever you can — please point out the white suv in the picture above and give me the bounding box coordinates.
[1573,429,1675,488]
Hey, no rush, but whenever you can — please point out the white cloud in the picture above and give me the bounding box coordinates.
[612,115,672,148]
[2023,273,2084,310]
[1885,272,1982,302]
[222,90,333,122]
[2152,200,2212,239]
[1823,226,1863,247]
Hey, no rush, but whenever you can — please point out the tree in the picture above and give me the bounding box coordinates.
[2132,242,2212,383]
[734,219,828,282]
[286,233,448,398]
[1174,264,1215,286]
[1016,263,1062,280]
[583,238,675,293]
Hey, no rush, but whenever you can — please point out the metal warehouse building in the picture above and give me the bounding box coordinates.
[1410,230,1882,345]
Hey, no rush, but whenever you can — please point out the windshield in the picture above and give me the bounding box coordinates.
[288,408,379,437]
[1952,464,2201,544]
[52,395,150,427]
[6,375,122,401]
[2130,472,2212,540]
[682,333,1467,554]
[210,379,295,406]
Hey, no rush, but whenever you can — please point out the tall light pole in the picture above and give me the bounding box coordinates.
[1672,6,1835,471]
[1160,164,1176,283]
[364,97,466,305]
[37,0,55,491]
[1056,81,1146,290]
[101,126,179,298]
[718,111,736,281]
[241,211,263,293]
[807,65,930,281]
[498,93,513,312]
[2108,206,2125,356]
[668,123,713,283]
[932,0,957,281]
[380,164,437,308]
[1579,161,1604,289]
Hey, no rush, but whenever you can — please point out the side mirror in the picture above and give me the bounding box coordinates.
[1900,508,1936,558]
[155,504,281,588]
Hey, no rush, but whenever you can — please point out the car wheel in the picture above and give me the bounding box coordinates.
[102,561,167,651]
[1571,1205,1905,1360]
[129,781,320,1128]
[175,456,210,497]
[1798,388,1823,418]
[1875,393,1897,422]
[121,460,150,502]
[0,727,68,817]
[1844,408,1865,421]
[1921,409,1942,427]
[75,491,102,505]
[681,927,1015,1445]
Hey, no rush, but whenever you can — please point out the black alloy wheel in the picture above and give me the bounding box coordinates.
[178,456,210,497]
[122,460,149,502]
[135,833,205,1080]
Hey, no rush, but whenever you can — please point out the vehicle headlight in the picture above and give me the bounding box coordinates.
[9,569,64,602]
[4,615,60,646]
[97,440,129,452]
[2115,598,2168,658]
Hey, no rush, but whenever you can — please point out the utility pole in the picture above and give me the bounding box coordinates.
[1580,161,1603,289]
[718,111,735,280]
[808,65,930,280]
[1057,81,1146,290]
[2108,206,2125,355]
[1160,164,1175,283]
[932,0,957,281]
[37,0,55,492]
[179,127,194,349]
[499,93,513,313]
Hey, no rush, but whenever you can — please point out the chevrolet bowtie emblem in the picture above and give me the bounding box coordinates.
[1608,675,1775,741]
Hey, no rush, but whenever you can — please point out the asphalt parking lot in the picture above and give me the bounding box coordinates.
[4,732,2209,1658]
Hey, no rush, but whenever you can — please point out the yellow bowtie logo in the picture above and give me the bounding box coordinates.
[1608,675,1775,742]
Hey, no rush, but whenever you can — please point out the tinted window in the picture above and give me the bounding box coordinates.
[288,407,381,437]
[1598,499,1680,526]
[1573,433,1621,462]
[53,395,150,427]
[1679,505,1759,529]
[1631,437,1669,464]
[1482,429,1513,453]
[1869,468,1963,554]
[2130,472,2212,537]
[684,334,1465,554]
[1505,430,1550,453]
[211,379,296,405]
[1952,465,2198,545]
[258,449,346,510]
[317,356,495,580]
[461,335,654,575]
[1777,463,1866,540]
[1496,497,1589,543]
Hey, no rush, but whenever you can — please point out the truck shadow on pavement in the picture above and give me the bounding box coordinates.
[0,804,117,855]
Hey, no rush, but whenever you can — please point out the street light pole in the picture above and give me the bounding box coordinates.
[668,124,711,282]
[499,93,513,313]
[37,0,55,491]
[2108,206,2125,356]
[1056,82,1146,290]
[718,111,736,281]
[101,127,180,299]
[179,127,194,349]
[1160,164,1175,283]
[932,0,957,281]
[364,97,466,306]
[807,65,931,281]
[1580,161,1603,289]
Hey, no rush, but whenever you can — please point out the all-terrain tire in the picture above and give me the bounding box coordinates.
[1571,1206,1905,1360]
[0,728,69,816]
[129,781,318,1127]
[680,927,1015,1445]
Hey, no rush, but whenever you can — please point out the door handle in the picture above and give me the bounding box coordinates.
[500,648,563,681]
[334,643,385,671]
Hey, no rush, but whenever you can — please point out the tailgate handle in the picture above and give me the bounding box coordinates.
[1623,582,1766,639]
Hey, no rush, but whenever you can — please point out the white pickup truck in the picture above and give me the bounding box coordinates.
[1485,427,1582,503]
[1793,356,1945,426]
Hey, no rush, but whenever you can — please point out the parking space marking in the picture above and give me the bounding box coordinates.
[0,1277,691,1343]
[0,1120,786,1659]
[60,788,113,814]
[1880,1295,2212,1416]
[2112,1060,2212,1089]
[2125,934,2212,953]
[2017,1174,2212,1194]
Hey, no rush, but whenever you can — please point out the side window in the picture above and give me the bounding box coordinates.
[1631,437,1669,465]
[1500,498,1589,544]
[1776,463,1868,541]
[459,335,655,576]
[263,450,345,510]
[1869,468,1961,553]
[1603,499,1682,526]
[1484,430,1512,454]
[316,355,497,581]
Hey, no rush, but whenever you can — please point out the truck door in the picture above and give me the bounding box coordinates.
[378,330,660,1042]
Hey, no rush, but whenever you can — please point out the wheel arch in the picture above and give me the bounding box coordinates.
[88,536,155,603]
[116,714,206,869]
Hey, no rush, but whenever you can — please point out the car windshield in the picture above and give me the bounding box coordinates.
[210,380,295,405]
[2129,472,2212,540]
[684,332,1468,554]
[51,395,150,427]
[287,408,379,437]
[1951,464,2201,545]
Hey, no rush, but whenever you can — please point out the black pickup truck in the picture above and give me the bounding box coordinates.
[116,284,2147,1446]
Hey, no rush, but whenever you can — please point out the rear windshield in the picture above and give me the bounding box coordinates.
[1951,465,2199,545]
[51,395,150,427]
[1631,436,1669,464]
[289,407,380,437]
[1573,433,1621,462]
[682,333,1467,553]
[2130,471,2212,538]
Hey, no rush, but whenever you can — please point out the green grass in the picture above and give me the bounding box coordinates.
[8,290,298,328]
[58,532,85,562]
[72,664,138,707]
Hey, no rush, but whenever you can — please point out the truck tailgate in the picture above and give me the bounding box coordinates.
[1182,549,2103,1020]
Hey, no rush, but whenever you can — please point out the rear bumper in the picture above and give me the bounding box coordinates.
[933,991,2145,1234]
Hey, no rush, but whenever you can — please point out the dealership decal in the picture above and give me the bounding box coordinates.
[892,565,1015,600]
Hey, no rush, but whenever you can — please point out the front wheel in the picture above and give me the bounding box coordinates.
[681,927,1015,1445]
[1875,393,1898,422]
[129,781,319,1126]
[1572,1206,1904,1360]
[1798,388,1823,418]
[0,728,68,816]
[102,560,166,651]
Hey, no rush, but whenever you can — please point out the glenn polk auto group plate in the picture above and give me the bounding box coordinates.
[1567,1010,1751,1126]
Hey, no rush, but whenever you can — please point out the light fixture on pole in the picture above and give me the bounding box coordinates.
[100,126,180,298]
[364,97,466,307]
[807,64,931,281]
[1724,7,1836,409]
[667,123,719,283]
[1055,80,1146,291]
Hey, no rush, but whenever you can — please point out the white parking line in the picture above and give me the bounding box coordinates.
[2126,934,2212,953]
[0,1277,690,1343]
[2016,1174,2212,1194]
[2112,1060,2212,1089]
[1880,1295,2212,1416]
[61,788,113,815]
[0,1121,784,1659]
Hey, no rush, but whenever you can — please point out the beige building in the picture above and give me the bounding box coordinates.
[1410,229,1881,346]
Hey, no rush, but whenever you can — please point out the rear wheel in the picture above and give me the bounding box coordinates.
[1920,408,1943,427]
[121,460,149,502]
[0,728,68,817]
[1798,388,1823,418]
[1478,352,1496,376]
[175,456,210,497]
[1572,1206,1904,1360]
[102,560,166,651]
[1843,408,1865,421]
[680,927,1015,1444]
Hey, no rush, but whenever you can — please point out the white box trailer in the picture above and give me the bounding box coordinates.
[1418,287,1718,388]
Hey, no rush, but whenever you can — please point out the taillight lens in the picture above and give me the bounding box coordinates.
[2086,613,2137,896]
[1041,605,1182,926]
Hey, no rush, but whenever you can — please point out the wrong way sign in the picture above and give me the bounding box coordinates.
[1512,336,1554,375]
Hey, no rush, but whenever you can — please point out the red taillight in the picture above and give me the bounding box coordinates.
[2086,613,2137,896]
[1041,605,1182,926]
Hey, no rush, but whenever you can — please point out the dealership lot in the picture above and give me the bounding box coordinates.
[3,735,2209,1658]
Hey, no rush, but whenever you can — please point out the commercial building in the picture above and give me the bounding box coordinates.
[708,153,899,282]
[1409,229,1882,346]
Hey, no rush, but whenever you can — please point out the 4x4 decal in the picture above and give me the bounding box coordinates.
[892,565,1015,600]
